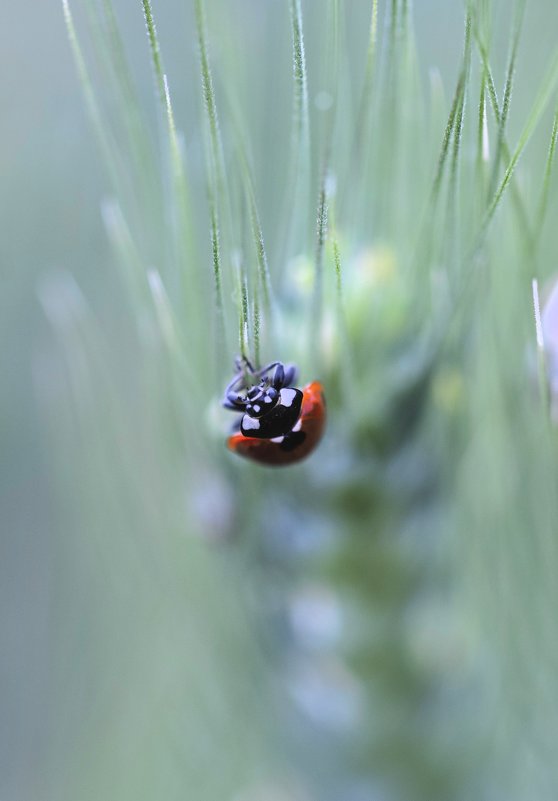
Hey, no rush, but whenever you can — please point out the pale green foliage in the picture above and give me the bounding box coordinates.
[36,0,558,800]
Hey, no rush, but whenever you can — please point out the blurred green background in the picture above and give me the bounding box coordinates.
[4,1,558,800]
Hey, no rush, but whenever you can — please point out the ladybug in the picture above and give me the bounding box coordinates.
[223,358,326,466]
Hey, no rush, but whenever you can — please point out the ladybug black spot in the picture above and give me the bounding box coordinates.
[280,430,306,452]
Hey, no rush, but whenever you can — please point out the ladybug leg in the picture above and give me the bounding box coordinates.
[223,392,245,410]
[223,367,251,406]
[254,361,298,389]
[272,362,285,388]
[223,358,299,412]
[224,357,258,401]
[282,363,298,388]
[254,361,280,382]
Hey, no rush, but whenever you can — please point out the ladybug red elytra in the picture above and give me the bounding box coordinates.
[223,358,326,466]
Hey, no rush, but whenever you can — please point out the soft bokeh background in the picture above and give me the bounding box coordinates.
[4,1,558,800]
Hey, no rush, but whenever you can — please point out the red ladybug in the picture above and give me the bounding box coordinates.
[223,358,326,466]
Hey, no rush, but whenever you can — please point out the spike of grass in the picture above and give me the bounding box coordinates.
[140,1,201,317]
[318,0,340,165]
[487,0,525,199]
[101,199,147,303]
[219,82,275,316]
[88,0,151,149]
[451,12,472,184]
[66,0,160,275]
[210,197,224,320]
[194,0,226,198]
[330,0,341,91]
[310,179,329,364]
[375,0,405,232]
[194,0,230,361]
[162,74,190,207]
[446,13,472,249]
[354,0,378,152]
[330,228,354,407]
[101,0,137,97]
[331,231,347,344]
[332,236,343,301]
[343,0,377,230]
[447,12,471,258]
[476,77,487,190]
[459,47,558,304]
[532,278,551,419]
[483,60,500,124]
[238,258,249,360]
[283,0,311,258]
[290,0,310,152]
[473,25,533,244]
[162,74,198,293]
[141,0,165,105]
[483,47,558,232]
[387,0,399,71]
[235,133,274,313]
[146,269,205,447]
[383,0,404,109]
[310,0,340,358]
[194,0,235,275]
[148,269,182,357]
[248,189,273,313]
[99,0,156,186]
[534,108,558,244]
[62,0,120,186]
[415,11,471,269]
[431,70,465,205]
[253,287,261,368]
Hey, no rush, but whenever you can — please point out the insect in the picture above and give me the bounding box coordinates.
[223,358,326,466]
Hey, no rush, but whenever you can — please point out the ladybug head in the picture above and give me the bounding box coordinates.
[243,382,279,417]
[223,358,299,415]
